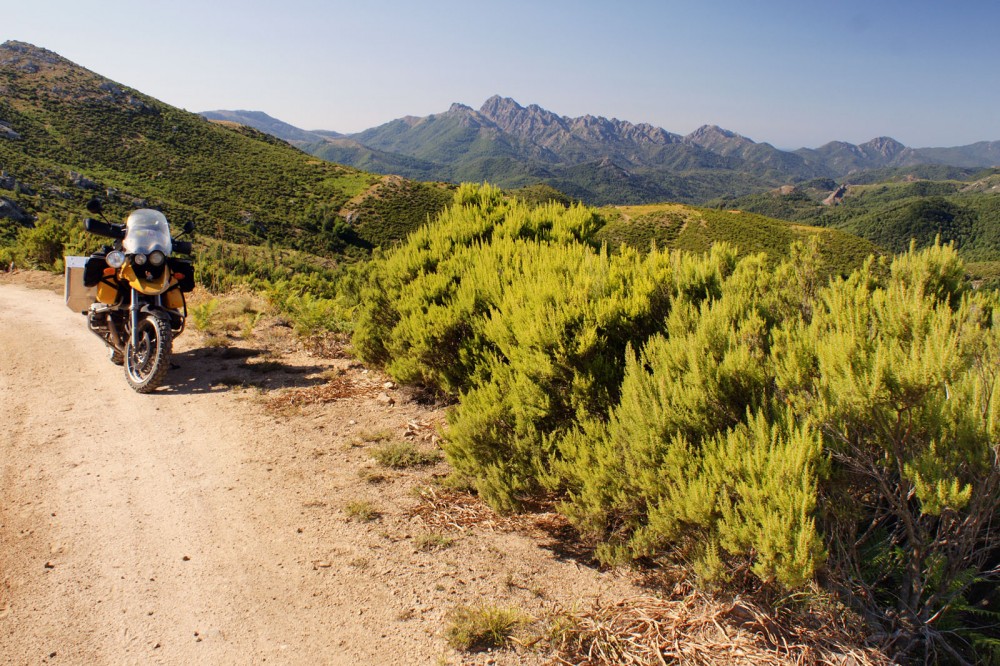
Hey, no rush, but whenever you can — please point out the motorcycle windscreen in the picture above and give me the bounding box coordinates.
[123,209,172,256]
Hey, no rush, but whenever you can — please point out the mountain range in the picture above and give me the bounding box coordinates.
[202,98,1000,206]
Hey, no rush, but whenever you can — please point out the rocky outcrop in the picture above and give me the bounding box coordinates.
[68,171,100,190]
[822,184,849,206]
[0,41,70,72]
[0,197,34,225]
[0,121,20,140]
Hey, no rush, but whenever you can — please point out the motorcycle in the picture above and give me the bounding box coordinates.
[65,199,195,393]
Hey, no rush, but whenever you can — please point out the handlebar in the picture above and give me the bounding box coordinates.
[85,214,192,254]
[84,218,125,240]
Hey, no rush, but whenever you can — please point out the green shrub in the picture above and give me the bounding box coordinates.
[557,246,827,588]
[189,298,220,331]
[562,240,1000,660]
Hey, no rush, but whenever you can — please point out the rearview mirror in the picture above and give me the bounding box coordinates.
[183,221,195,234]
[86,198,103,215]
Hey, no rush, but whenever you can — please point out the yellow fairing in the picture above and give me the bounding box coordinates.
[96,280,118,304]
[164,288,184,310]
[120,263,170,296]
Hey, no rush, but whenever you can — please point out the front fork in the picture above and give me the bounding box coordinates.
[128,290,164,348]
[130,288,139,349]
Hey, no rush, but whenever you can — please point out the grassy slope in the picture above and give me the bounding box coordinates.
[0,42,450,256]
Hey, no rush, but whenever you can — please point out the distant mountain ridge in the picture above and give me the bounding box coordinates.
[200,109,341,144]
[203,98,1000,205]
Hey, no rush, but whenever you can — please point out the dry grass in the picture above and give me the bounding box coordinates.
[413,532,454,552]
[411,490,888,664]
[357,467,389,485]
[343,500,380,522]
[407,487,525,533]
[546,593,890,666]
[264,374,380,411]
[188,290,271,337]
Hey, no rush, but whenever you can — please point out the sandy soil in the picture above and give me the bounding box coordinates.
[0,273,639,665]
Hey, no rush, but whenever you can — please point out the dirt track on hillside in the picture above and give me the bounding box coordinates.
[0,275,636,665]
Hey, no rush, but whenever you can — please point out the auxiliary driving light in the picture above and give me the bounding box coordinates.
[148,250,165,266]
[134,253,147,266]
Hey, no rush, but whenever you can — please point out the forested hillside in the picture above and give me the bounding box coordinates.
[710,172,1000,288]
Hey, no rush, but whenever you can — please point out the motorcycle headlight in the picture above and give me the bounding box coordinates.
[148,250,165,267]
[106,251,125,268]
[134,253,147,266]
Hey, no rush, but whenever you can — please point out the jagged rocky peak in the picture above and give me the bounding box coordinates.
[479,95,524,118]
[447,102,473,114]
[479,95,565,136]
[476,96,681,146]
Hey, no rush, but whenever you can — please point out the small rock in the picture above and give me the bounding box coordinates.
[44,561,55,569]
[376,392,395,406]
[383,381,395,390]
[182,555,191,561]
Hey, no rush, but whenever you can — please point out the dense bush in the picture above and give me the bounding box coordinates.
[1,214,103,270]
[354,186,1000,662]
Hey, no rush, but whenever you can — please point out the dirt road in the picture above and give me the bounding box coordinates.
[0,278,633,665]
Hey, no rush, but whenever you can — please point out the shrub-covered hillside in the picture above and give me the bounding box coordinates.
[352,184,1000,664]
[594,202,880,279]
[0,41,452,257]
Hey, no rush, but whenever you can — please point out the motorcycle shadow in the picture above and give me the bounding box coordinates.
[156,345,328,395]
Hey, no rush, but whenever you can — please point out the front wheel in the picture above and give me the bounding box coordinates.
[124,315,172,393]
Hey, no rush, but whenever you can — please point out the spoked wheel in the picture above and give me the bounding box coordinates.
[124,315,172,393]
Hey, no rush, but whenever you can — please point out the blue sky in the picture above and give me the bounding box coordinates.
[7,0,999,148]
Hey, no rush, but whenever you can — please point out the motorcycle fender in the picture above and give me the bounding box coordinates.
[120,263,169,296]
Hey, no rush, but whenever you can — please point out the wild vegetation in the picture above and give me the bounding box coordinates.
[351,184,1000,664]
